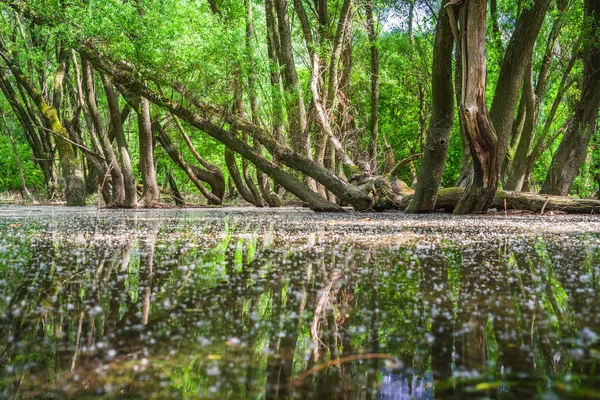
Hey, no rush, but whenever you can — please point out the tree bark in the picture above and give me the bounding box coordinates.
[447,0,498,214]
[366,1,380,174]
[154,122,221,204]
[81,57,125,206]
[137,96,160,206]
[273,0,311,161]
[541,0,600,196]
[2,112,31,200]
[407,0,454,212]
[490,0,550,173]
[101,75,137,208]
[503,60,538,192]
[404,187,600,214]
[224,148,257,205]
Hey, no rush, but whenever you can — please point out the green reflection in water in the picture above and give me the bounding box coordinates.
[0,208,599,399]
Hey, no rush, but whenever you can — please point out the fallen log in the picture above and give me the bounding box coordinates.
[402,187,600,214]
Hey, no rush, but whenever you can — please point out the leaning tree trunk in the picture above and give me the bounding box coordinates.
[447,0,498,214]
[406,0,454,213]
[137,97,160,207]
[490,0,550,174]
[541,0,600,196]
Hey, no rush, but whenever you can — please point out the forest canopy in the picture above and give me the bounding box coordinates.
[0,0,599,214]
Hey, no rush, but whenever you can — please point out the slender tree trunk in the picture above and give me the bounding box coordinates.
[166,170,184,206]
[407,0,454,212]
[81,57,125,206]
[265,0,284,146]
[503,60,538,191]
[504,7,570,190]
[101,75,137,208]
[224,148,257,205]
[448,0,498,214]
[273,0,311,161]
[170,115,225,202]
[154,123,221,204]
[0,48,86,206]
[137,97,160,206]
[233,74,264,207]
[0,69,54,195]
[2,113,31,200]
[71,51,112,203]
[541,0,600,195]
[366,1,380,174]
[246,0,280,207]
[490,0,550,173]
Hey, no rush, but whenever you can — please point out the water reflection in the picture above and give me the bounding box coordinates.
[0,209,599,398]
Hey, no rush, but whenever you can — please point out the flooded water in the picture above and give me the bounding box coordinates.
[0,207,599,399]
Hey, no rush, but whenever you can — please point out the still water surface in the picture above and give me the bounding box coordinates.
[0,207,599,399]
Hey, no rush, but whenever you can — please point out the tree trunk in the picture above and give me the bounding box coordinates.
[504,6,571,190]
[154,122,222,205]
[101,75,137,208]
[273,0,311,161]
[2,113,31,200]
[246,0,280,207]
[0,68,55,196]
[541,0,600,196]
[447,0,498,214]
[406,0,454,212]
[0,48,86,206]
[224,148,257,205]
[503,60,538,192]
[137,97,160,206]
[490,0,550,174]
[81,57,125,206]
[166,170,184,206]
[404,187,600,214]
[366,1,380,174]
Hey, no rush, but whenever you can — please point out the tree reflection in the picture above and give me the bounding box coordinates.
[0,216,598,398]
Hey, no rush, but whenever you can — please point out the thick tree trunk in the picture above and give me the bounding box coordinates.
[541,0,600,196]
[404,187,600,214]
[406,0,454,212]
[447,0,498,214]
[137,97,160,207]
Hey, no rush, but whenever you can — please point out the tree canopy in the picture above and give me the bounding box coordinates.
[0,0,599,213]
